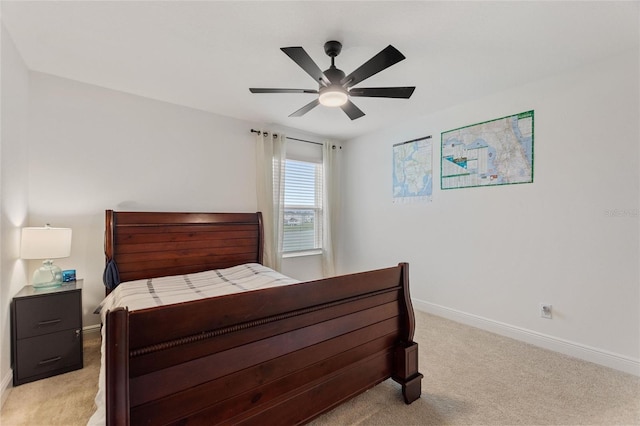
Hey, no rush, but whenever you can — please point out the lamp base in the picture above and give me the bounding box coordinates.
[32,260,63,288]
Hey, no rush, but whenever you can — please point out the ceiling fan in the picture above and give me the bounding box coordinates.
[249,41,415,120]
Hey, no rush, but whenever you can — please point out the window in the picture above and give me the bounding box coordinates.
[282,158,323,253]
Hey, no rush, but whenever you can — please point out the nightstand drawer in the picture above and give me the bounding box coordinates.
[14,291,81,339]
[14,328,83,384]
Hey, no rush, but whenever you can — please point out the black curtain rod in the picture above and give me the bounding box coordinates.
[250,129,322,146]
[286,136,323,146]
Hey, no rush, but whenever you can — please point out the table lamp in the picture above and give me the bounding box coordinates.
[20,225,72,288]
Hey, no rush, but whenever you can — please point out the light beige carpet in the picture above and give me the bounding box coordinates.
[311,311,640,425]
[1,311,639,425]
[1,334,100,425]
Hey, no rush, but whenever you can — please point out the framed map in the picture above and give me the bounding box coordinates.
[393,136,433,202]
[441,111,534,190]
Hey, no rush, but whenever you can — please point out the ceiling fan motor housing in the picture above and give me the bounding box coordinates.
[323,67,346,86]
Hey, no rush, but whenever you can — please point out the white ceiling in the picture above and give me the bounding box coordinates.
[2,1,638,140]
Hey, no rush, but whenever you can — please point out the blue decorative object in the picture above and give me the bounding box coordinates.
[62,269,76,282]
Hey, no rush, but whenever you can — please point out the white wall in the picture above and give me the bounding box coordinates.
[25,73,329,330]
[0,23,30,406]
[338,50,639,375]
[26,72,264,329]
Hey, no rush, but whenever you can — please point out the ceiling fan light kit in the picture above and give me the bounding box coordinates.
[318,86,348,107]
[250,40,415,120]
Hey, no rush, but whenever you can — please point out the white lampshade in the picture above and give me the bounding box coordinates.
[20,226,72,259]
[21,225,72,288]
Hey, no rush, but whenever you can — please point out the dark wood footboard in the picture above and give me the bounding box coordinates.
[105,262,422,425]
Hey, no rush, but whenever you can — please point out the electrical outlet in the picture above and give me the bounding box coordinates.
[540,303,552,319]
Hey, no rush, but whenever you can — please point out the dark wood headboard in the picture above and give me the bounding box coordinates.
[105,210,264,283]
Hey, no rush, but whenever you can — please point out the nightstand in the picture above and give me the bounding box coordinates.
[11,280,83,386]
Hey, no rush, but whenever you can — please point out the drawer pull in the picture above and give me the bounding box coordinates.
[37,319,62,327]
[38,356,62,365]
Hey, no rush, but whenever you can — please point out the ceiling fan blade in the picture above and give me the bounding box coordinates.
[340,100,365,120]
[250,88,318,94]
[281,47,330,86]
[289,99,320,117]
[341,45,406,88]
[348,86,415,98]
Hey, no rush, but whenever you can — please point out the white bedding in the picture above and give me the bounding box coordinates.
[87,263,300,425]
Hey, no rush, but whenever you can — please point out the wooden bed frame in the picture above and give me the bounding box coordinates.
[103,210,422,425]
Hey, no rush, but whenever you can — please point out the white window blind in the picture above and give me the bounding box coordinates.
[283,158,323,253]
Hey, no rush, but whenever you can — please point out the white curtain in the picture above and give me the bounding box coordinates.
[255,131,286,271]
[322,141,341,276]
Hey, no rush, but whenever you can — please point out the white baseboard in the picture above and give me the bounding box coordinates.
[83,323,101,338]
[413,298,640,377]
[0,369,12,410]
